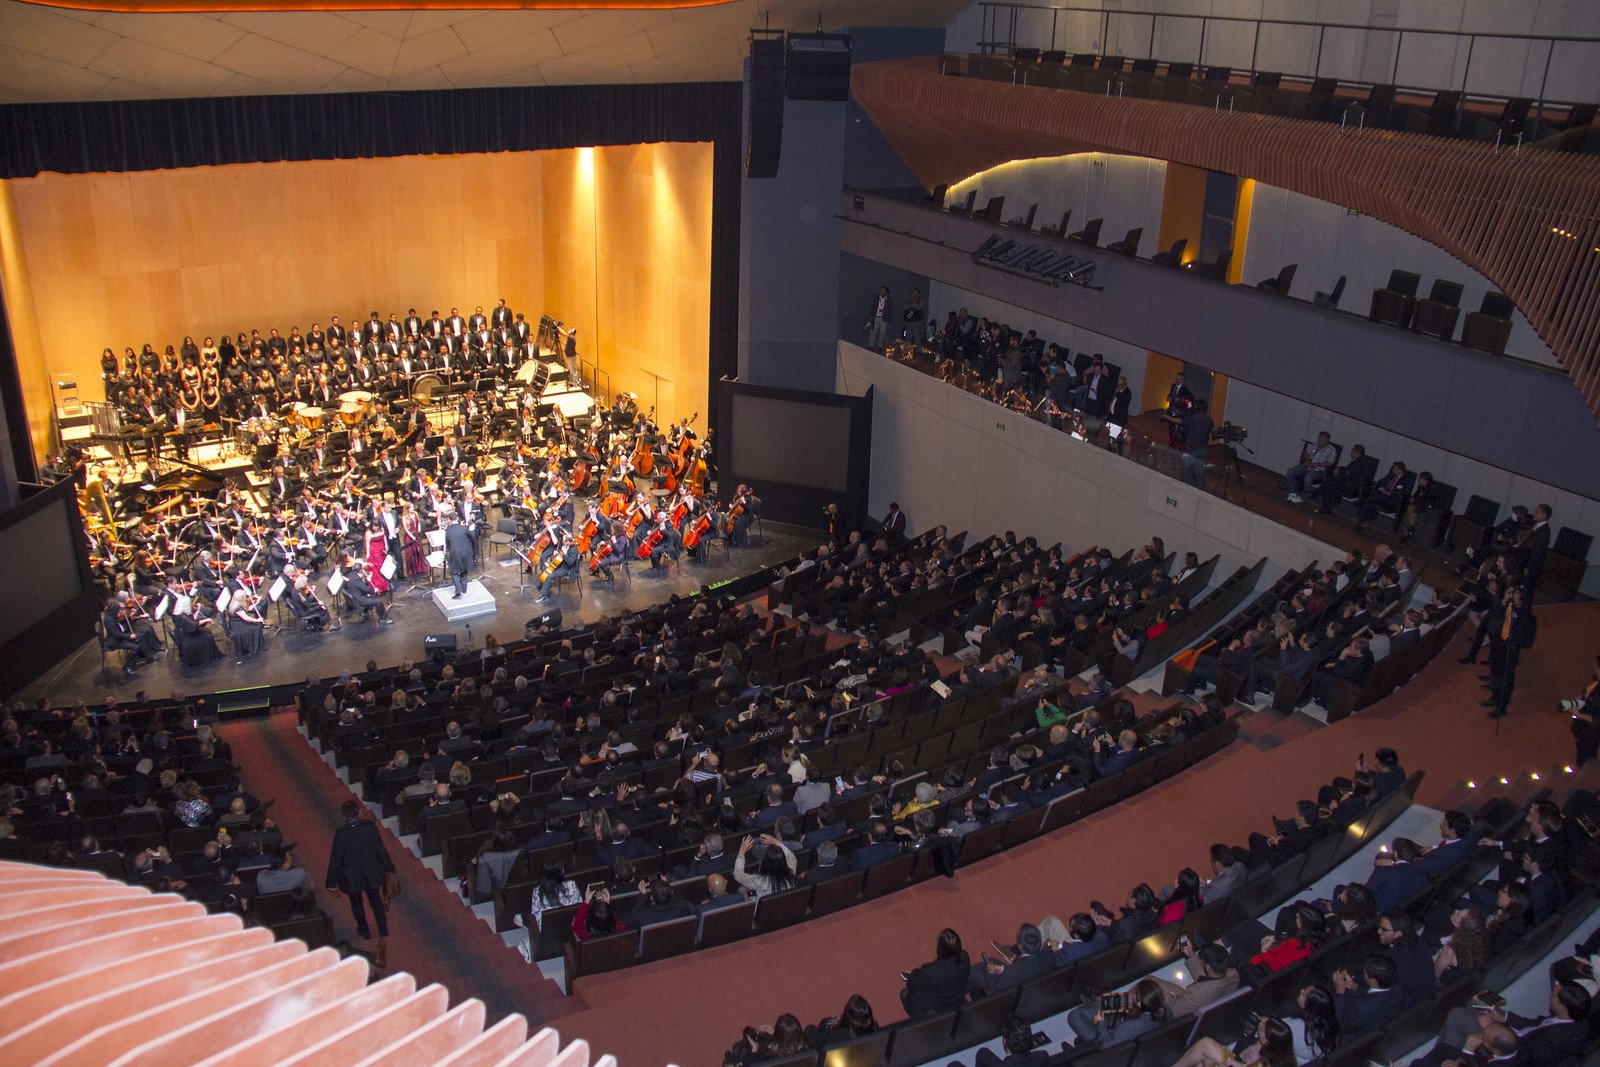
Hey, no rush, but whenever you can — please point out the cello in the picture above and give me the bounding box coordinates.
[587,539,614,575]
[681,512,713,553]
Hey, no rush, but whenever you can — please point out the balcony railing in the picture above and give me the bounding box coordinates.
[966,3,1600,149]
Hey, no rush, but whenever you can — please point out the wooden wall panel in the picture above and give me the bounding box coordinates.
[3,141,711,431]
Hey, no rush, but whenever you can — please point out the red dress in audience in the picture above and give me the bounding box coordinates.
[571,901,628,942]
[1157,893,1198,925]
[1251,936,1315,972]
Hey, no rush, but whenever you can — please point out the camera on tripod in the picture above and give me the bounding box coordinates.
[1213,422,1249,446]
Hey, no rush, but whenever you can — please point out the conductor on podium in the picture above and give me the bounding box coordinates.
[445,521,474,599]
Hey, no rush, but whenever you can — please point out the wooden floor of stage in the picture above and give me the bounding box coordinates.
[20,520,825,708]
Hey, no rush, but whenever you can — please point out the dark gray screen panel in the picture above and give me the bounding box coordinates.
[730,394,852,491]
[0,499,83,646]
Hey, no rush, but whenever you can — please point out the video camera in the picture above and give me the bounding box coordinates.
[1213,422,1249,446]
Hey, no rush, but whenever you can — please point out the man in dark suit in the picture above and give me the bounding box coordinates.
[1484,588,1536,718]
[881,502,907,542]
[1333,953,1405,1038]
[969,923,1054,995]
[802,840,854,884]
[1364,838,1430,911]
[444,520,474,599]
[849,821,900,870]
[1413,979,1591,1067]
[325,799,396,943]
[1522,504,1552,590]
[1355,461,1416,528]
[1319,443,1377,513]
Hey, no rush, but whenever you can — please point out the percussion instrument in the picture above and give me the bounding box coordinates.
[412,373,444,401]
[299,406,326,431]
[338,390,373,425]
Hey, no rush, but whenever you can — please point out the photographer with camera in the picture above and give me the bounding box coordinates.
[1064,977,1167,1048]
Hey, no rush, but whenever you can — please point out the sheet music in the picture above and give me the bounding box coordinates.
[427,530,446,548]
[216,589,231,612]
[174,594,193,616]
[153,594,169,620]
[326,569,345,596]
[269,575,286,602]
[380,554,397,579]
[426,550,445,569]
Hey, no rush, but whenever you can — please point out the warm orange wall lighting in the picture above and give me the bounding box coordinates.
[19,0,730,11]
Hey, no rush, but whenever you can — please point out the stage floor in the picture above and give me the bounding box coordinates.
[21,521,823,708]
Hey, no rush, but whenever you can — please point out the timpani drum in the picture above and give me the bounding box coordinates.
[299,406,326,431]
[338,390,373,425]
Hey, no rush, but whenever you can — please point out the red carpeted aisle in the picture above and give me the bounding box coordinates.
[228,603,1599,1067]
[225,708,579,1029]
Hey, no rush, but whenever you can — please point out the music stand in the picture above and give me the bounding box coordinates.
[508,542,535,593]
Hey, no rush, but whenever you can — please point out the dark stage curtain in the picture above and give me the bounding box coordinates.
[0,83,738,178]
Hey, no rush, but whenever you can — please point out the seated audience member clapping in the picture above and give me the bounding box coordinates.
[733,833,797,898]
[571,885,625,942]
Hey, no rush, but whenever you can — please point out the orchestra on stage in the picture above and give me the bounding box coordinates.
[78,299,759,675]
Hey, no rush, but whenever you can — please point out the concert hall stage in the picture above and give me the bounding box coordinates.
[20,521,823,709]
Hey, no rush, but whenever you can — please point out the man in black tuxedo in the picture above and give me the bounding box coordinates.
[882,502,907,542]
[345,562,393,624]
[1316,443,1378,513]
[326,316,346,349]
[1483,588,1536,719]
[403,308,423,338]
[1522,503,1553,590]
[491,299,513,330]
[445,520,474,598]
[325,799,396,944]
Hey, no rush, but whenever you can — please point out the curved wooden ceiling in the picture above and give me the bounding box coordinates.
[851,55,1600,423]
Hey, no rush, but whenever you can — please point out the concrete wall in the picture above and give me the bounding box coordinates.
[944,0,1600,105]
[837,340,1336,582]
[1226,377,1600,592]
[1240,183,1552,367]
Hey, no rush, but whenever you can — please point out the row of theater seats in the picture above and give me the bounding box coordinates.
[0,705,336,950]
[963,51,1596,149]
[757,776,1600,1067]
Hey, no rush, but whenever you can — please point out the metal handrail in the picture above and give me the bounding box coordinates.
[974,2,1600,136]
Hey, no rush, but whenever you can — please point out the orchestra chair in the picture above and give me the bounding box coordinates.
[489,518,518,561]
[95,617,126,684]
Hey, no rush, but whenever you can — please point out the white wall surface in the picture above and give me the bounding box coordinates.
[1240,183,1554,367]
[943,153,1167,258]
[1226,376,1599,589]
[944,0,1600,105]
[838,340,1337,582]
[923,281,1149,406]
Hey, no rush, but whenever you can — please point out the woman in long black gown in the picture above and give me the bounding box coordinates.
[230,593,266,660]
[172,607,222,668]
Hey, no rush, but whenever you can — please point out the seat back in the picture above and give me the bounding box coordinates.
[698,898,756,947]
[809,869,865,915]
[1386,269,1422,297]
[1427,279,1464,307]
[754,884,812,933]
[884,1009,960,1067]
[861,853,916,899]
[820,1029,892,1067]
[1129,1013,1200,1067]
[951,987,1020,1047]
[1479,291,1515,319]
[639,914,698,961]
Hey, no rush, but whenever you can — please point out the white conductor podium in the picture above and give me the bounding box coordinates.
[431,580,496,622]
